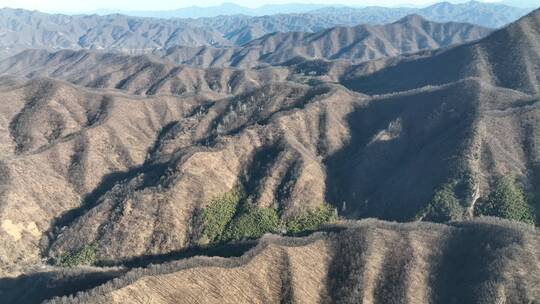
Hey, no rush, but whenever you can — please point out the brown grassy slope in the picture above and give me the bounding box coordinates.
[0,49,358,93]
[1,8,539,281]
[332,9,540,219]
[0,266,127,304]
[240,15,491,64]
[0,49,291,96]
[45,218,540,304]
[327,78,540,220]
[0,76,217,275]
[152,15,491,68]
[2,71,540,275]
[0,76,364,275]
[44,82,363,266]
[342,9,540,96]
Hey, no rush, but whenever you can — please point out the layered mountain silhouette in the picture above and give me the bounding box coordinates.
[0,49,294,95]
[0,15,491,70]
[343,9,540,95]
[86,1,529,28]
[0,2,528,59]
[0,8,230,59]
[0,4,539,304]
[89,3,329,18]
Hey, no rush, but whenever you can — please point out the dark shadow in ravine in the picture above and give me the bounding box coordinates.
[43,163,170,255]
[97,225,348,269]
[97,240,258,269]
[7,226,347,304]
[240,144,284,201]
[0,268,126,304]
[429,221,527,304]
[324,82,479,221]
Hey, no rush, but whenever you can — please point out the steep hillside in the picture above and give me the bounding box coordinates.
[235,15,490,66]
[5,219,536,304]
[0,49,291,96]
[162,15,491,68]
[1,7,540,304]
[0,76,219,275]
[0,16,491,71]
[343,9,540,96]
[0,75,365,275]
[1,9,540,279]
[331,9,540,218]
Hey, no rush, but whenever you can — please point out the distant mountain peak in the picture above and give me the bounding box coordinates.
[395,14,427,24]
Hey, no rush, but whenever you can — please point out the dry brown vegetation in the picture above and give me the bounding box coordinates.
[0,2,529,59]
[0,6,539,304]
[34,218,538,304]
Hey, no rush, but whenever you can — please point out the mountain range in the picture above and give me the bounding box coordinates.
[0,15,491,70]
[83,1,533,23]
[0,3,539,304]
[87,3,330,18]
[0,1,532,59]
[502,0,540,8]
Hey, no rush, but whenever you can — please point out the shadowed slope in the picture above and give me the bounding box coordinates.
[0,50,291,96]
[0,77,216,275]
[1,5,540,290]
[40,218,539,304]
[2,17,540,272]
[0,77,364,275]
[343,9,540,96]
[117,16,492,68]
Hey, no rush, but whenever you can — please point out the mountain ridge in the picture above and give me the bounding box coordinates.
[0,3,539,304]
[0,2,532,59]
[0,15,492,71]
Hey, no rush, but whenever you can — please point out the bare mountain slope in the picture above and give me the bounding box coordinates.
[154,16,491,67]
[343,9,540,96]
[236,15,491,66]
[0,49,291,96]
[189,1,528,39]
[2,8,540,304]
[36,219,539,304]
[0,16,491,71]
[306,1,530,29]
[1,10,540,278]
[0,76,218,275]
[330,9,540,218]
[0,76,364,275]
[0,2,531,60]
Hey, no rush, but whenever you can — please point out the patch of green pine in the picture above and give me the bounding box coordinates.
[56,244,98,267]
[199,189,337,244]
[476,176,536,225]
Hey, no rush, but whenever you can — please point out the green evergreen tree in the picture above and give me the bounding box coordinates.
[477,176,535,225]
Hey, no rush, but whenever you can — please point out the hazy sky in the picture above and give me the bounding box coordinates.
[0,0,500,13]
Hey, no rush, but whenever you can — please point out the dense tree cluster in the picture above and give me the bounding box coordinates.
[199,189,337,244]
[476,176,536,225]
[56,245,98,267]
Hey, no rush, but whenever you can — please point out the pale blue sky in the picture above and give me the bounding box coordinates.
[0,0,500,13]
